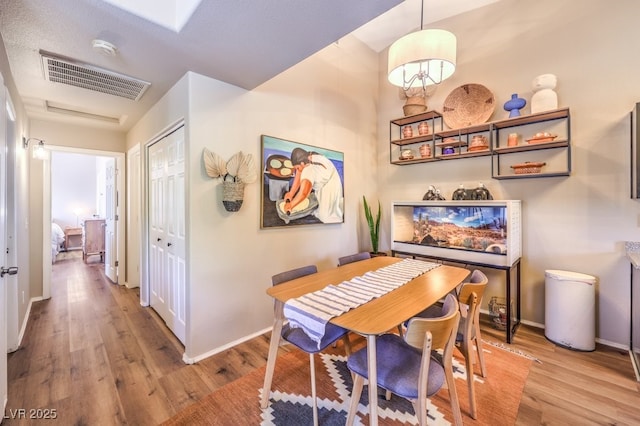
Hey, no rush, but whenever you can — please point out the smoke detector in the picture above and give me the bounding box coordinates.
[92,39,118,56]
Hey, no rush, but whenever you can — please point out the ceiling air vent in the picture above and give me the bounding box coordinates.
[40,51,150,101]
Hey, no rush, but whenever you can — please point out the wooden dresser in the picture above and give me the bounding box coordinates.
[82,219,105,262]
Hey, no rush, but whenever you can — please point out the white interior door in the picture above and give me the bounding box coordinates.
[126,145,141,289]
[0,76,9,417]
[104,158,118,282]
[5,94,18,353]
[148,126,186,344]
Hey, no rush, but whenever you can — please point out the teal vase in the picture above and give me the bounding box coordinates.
[504,93,526,117]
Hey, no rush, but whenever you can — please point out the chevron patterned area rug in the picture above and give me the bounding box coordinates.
[163,340,531,425]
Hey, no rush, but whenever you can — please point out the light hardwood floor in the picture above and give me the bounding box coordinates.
[4,253,640,425]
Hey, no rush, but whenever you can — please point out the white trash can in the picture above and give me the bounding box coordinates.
[545,270,596,351]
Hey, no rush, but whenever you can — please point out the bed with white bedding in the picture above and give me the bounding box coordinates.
[51,222,65,262]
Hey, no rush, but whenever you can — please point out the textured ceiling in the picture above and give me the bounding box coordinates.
[0,0,498,131]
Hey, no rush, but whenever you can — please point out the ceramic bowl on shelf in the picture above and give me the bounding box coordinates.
[442,146,456,155]
[399,149,415,160]
[526,132,557,144]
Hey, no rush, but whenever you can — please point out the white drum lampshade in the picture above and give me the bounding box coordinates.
[388,29,457,89]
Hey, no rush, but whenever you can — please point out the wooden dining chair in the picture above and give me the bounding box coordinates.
[267,265,352,426]
[411,269,488,419]
[345,293,463,426]
[337,251,371,266]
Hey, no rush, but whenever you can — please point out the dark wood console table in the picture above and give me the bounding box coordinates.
[392,250,521,343]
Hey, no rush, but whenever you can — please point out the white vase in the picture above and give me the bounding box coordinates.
[531,73,558,114]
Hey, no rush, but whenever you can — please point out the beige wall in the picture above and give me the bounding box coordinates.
[376,0,640,347]
[129,35,380,359]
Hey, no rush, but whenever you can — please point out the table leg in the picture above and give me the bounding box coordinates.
[261,301,284,409]
[515,261,521,335]
[506,267,512,343]
[366,334,378,426]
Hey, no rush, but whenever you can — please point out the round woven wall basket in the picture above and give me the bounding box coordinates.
[442,83,495,129]
[222,180,245,212]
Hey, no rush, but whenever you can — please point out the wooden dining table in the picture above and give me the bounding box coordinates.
[261,256,470,425]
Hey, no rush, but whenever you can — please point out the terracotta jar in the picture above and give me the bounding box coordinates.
[419,144,431,158]
[402,125,413,138]
[418,121,430,136]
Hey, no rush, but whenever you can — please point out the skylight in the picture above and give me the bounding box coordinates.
[100,0,202,33]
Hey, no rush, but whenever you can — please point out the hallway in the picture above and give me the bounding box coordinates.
[4,252,272,425]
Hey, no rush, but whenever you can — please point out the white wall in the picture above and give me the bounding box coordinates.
[51,152,100,228]
[376,0,640,347]
[186,41,380,358]
[129,36,380,359]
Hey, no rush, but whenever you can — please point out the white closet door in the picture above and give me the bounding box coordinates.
[148,126,186,344]
[104,157,118,282]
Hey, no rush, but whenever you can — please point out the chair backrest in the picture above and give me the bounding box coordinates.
[404,293,460,352]
[403,292,460,417]
[272,265,318,286]
[457,269,488,339]
[338,252,371,266]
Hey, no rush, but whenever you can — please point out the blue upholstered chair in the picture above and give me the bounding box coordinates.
[345,293,463,426]
[338,251,371,266]
[268,265,351,426]
[411,269,488,419]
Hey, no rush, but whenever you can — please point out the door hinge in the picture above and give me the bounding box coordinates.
[115,214,119,221]
[115,260,119,267]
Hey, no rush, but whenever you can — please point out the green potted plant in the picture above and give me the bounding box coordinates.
[363,195,384,256]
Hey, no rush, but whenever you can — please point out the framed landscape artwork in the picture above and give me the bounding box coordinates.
[260,135,344,228]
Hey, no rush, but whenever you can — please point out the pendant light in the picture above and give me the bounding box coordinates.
[388,0,457,91]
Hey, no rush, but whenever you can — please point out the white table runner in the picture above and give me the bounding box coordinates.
[283,258,441,348]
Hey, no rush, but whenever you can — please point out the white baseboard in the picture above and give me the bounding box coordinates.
[183,326,273,364]
[9,297,43,353]
[124,281,139,289]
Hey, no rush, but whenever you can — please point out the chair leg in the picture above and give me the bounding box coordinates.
[474,328,487,377]
[346,374,364,426]
[412,397,428,426]
[391,322,403,400]
[463,346,478,419]
[309,353,319,426]
[261,317,284,409]
[444,360,463,426]
[342,334,352,356]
